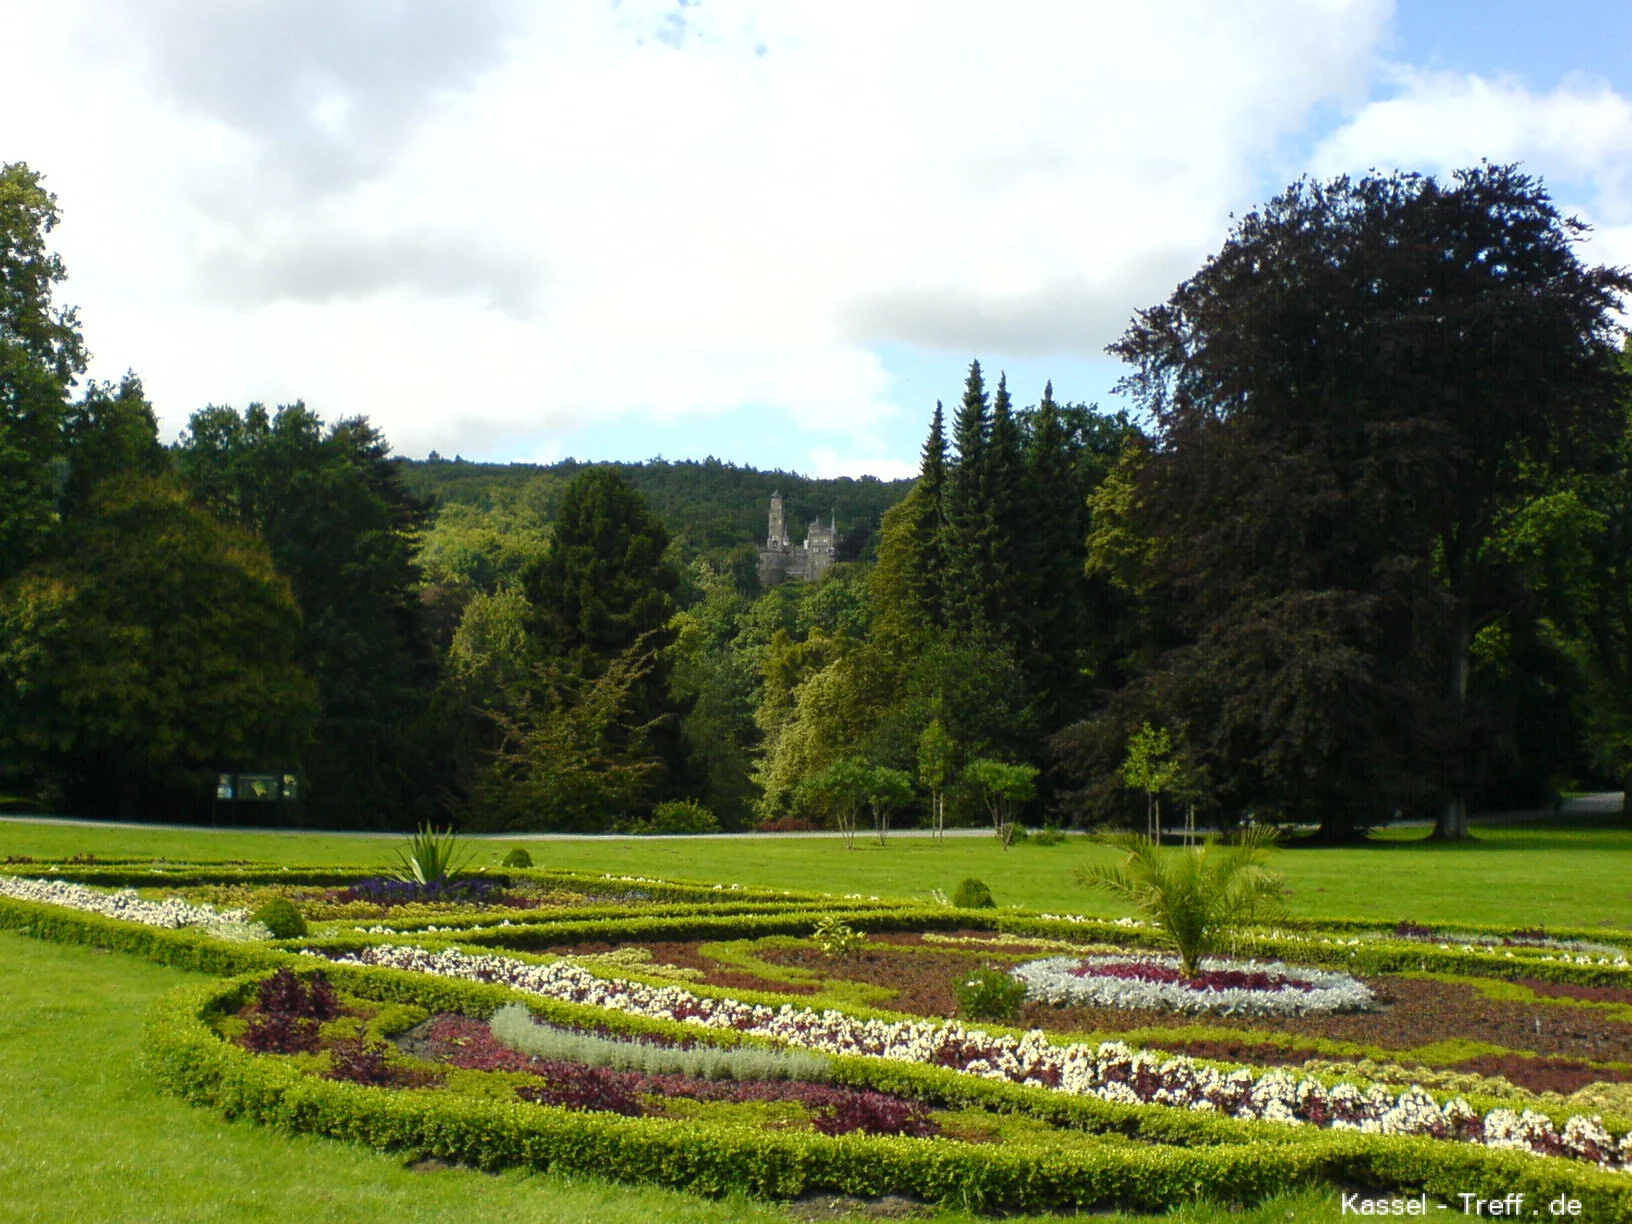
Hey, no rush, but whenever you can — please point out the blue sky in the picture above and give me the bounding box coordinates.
[4,1,1629,478]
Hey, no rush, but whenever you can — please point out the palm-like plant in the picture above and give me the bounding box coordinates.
[1075,826,1286,977]
[391,824,467,886]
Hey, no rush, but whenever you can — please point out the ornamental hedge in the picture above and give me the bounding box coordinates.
[139,969,1632,1218]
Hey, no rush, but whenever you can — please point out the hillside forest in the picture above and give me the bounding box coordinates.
[2,160,1631,842]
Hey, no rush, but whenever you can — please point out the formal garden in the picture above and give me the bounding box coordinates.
[4,820,1632,1222]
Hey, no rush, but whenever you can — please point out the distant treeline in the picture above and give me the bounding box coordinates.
[4,159,1631,842]
[401,454,912,571]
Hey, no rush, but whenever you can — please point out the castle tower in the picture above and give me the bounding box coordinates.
[767,491,790,547]
[758,491,792,586]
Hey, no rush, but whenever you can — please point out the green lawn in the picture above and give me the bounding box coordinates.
[0,928,1339,1223]
[4,815,1630,927]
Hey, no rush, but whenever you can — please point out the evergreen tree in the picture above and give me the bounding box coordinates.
[520,466,682,818]
[943,361,993,635]
[525,466,678,666]
[870,403,948,644]
[1020,381,1090,724]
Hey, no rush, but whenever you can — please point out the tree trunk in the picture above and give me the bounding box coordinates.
[1434,595,1473,841]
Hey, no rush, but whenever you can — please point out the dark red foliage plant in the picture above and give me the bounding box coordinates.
[240,968,342,1054]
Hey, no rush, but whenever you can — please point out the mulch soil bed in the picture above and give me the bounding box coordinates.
[556,935,1632,1094]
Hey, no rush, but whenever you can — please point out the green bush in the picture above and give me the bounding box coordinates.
[951,877,995,909]
[500,848,534,868]
[954,967,1029,1022]
[812,916,865,960]
[249,897,307,939]
[1030,827,1069,847]
[619,801,720,835]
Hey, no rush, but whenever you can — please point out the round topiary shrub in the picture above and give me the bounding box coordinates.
[951,877,995,909]
[250,896,308,939]
[501,848,534,868]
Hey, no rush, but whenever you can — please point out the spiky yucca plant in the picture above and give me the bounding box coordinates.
[1075,826,1286,977]
[391,823,467,886]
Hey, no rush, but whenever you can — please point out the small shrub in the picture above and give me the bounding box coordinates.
[249,896,307,939]
[812,916,865,960]
[955,967,1029,1022]
[1030,827,1069,846]
[618,801,720,835]
[951,877,995,909]
[501,848,534,868]
[648,800,720,834]
[391,824,467,886]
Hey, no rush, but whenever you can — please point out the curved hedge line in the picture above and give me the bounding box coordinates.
[141,971,1632,1218]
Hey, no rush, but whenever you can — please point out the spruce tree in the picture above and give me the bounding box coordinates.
[943,360,993,635]
[1021,381,1089,724]
[985,372,1026,641]
[912,401,948,628]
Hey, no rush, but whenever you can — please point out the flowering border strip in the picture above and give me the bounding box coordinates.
[995,915,1632,989]
[321,945,1632,1175]
[140,970,1632,1218]
[0,875,268,941]
[1012,954,1375,1016]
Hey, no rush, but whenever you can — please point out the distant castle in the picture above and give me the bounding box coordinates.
[757,492,836,586]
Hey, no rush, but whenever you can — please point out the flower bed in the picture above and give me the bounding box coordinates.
[316,943,1632,1171]
[1011,954,1375,1016]
[1389,922,1627,964]
[0,875,268,940]
[416,1013,937,1136]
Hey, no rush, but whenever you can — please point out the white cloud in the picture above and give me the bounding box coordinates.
[3,0,1403,475]
[1314,67,1632,242]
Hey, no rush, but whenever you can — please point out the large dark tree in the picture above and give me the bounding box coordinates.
[1092,165,1631,838]
[176,403,434,825]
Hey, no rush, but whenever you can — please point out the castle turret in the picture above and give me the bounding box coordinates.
[767,491,790,547]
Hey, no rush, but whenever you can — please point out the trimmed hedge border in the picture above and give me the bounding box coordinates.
[135,970,1632,1217]
[12,884,1632,1214]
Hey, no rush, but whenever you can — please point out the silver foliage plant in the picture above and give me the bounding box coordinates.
[1010,954,1374,1016]
[487,1003,833,1083]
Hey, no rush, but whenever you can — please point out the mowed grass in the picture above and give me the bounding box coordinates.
[0,930,1341,1223]
[4,815,1631,927]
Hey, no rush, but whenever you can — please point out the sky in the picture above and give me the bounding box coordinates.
[3,0,1630,479]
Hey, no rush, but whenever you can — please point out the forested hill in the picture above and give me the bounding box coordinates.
[398,455,915,562]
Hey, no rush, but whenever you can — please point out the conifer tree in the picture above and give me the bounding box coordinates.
[1020,381,1090,723]
[985,371,1026,640]
[867,400,951,649]
[943,360,993,635]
